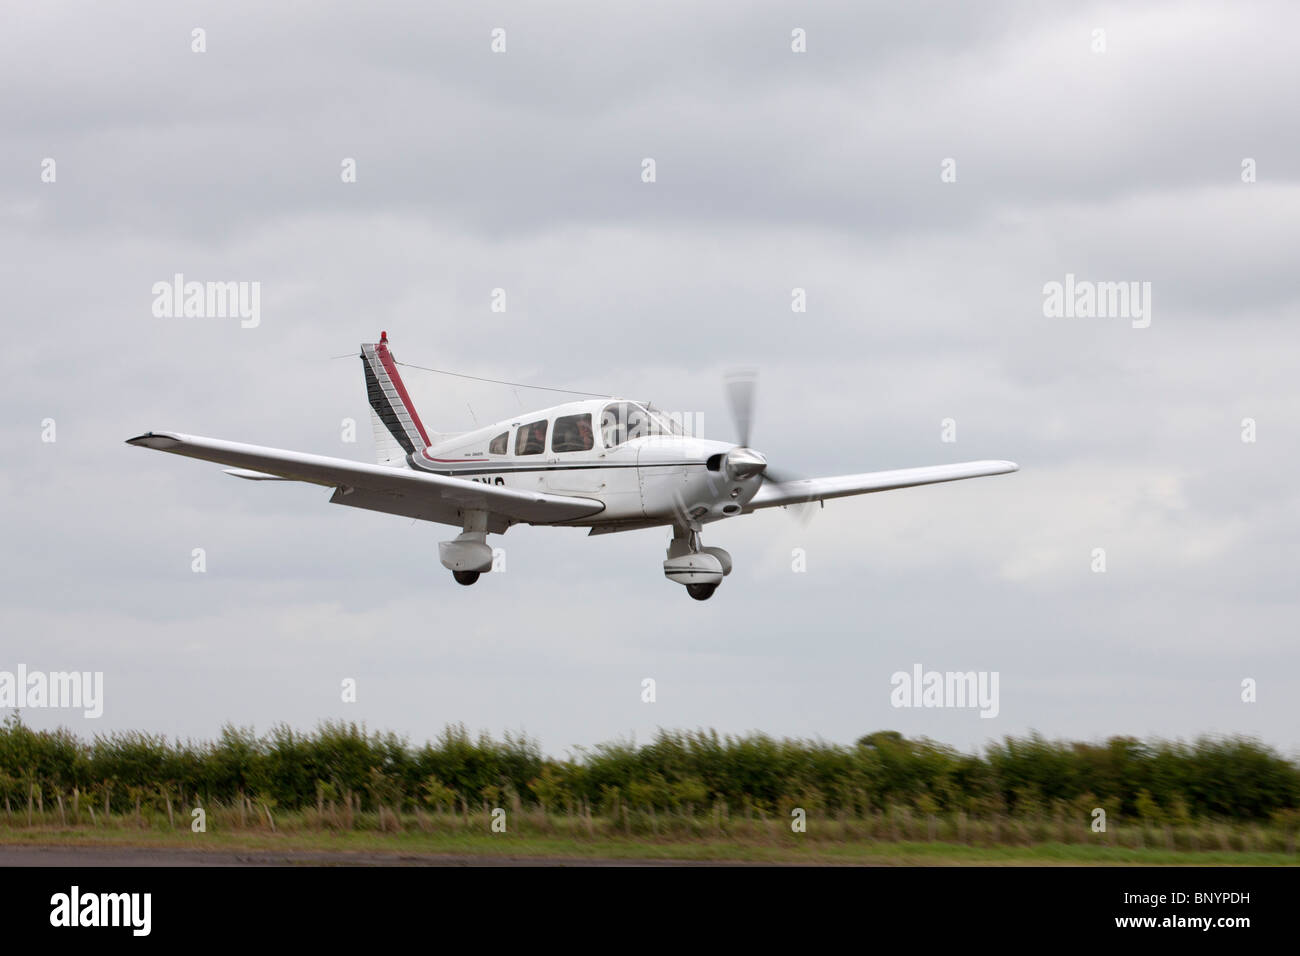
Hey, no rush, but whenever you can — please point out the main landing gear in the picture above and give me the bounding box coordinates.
[441,510,493,587]
[663,526,732,601]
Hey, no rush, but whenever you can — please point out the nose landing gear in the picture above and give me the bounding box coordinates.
[663,526,731,601]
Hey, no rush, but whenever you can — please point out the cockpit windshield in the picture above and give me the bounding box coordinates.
[643,404,685,436]
[600,402,685,447]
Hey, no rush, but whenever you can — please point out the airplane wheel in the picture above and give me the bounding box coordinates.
[686,583,717,601]
[453,570,481,586]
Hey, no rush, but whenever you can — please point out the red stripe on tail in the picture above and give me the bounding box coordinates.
[374,333,431,447]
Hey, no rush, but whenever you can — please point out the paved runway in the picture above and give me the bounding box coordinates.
[0,844,749,867]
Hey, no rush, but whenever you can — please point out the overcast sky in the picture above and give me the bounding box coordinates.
[2,1,1297,758]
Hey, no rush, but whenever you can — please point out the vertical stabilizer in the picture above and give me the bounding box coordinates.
[360,331,433,464]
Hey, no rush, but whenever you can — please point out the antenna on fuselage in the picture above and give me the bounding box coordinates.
[392,360,613,399]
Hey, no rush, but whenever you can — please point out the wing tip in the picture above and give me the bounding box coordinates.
[126,431,183,450]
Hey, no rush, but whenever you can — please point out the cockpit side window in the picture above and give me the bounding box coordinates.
[552,414,594,453]
[515,419,548,456]
[488,432,508,455]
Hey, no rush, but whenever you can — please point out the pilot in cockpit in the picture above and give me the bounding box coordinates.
[527,422,546,454]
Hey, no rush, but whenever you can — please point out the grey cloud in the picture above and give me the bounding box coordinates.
[1,0,1296,756]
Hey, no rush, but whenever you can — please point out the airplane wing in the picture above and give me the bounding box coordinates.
[126,431,605,529]
[745,460,1018,511]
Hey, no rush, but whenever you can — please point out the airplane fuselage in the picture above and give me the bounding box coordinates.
[408,398,761,530]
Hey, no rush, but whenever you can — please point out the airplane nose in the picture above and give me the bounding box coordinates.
[725,446,767,480]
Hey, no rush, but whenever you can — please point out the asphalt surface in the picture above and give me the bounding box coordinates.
[0,844,750,867]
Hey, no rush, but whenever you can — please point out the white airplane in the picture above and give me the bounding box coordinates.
[128,332,1018,600]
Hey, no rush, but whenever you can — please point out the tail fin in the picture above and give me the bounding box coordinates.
[360,331,433,464]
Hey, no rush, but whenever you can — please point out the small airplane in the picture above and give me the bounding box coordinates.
[128,332,1018,600]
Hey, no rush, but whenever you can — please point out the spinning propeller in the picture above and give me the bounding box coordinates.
[722,369,817,521]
